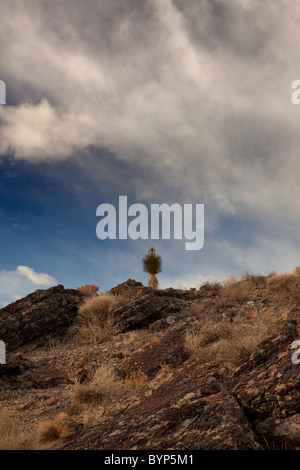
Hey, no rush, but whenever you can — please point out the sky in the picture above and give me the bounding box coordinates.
[0,0,300,306]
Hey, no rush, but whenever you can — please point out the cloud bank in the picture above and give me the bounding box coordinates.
[0,0,300,281]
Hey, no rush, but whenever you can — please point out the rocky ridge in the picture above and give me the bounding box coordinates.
[0,278,299,450]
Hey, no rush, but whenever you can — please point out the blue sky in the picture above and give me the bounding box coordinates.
[0,0,300,306]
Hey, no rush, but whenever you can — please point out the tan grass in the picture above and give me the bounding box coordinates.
[184,320,232,353]
[71,293,120,345]
[221,279,251,304]
[37,412,77,444]
[124,369,148,387]
[77,292,119,322]
[207,321,272,368]
[73,364,124,406]
[222,275,238,288]
[266,273,300,305]
[293,266,300,275]
[0,408,34,450]
[185,315,274,370]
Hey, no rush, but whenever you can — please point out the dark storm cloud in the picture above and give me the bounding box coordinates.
[1,0,300,276]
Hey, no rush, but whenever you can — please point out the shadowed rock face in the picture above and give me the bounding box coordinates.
[60,359,262,450]
[0,285,85,352]
[231,308,300,448]
[0,279,299,450]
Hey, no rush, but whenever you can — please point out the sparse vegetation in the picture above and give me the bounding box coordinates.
[123,369,148,387]
[77,284,99,296]
[1,269,300,450]
[266,271,300,306]
[0,408,34,450]
[73,365,124,406]
[71,292,120,344]
[184,315,274,369]
[37,412,78,445]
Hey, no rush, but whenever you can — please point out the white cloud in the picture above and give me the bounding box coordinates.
[16,265,57,285]
[0,266,58,307]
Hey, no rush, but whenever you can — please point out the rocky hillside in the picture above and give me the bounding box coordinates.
[0,275,299,450]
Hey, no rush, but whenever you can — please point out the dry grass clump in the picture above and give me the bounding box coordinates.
[221,278,251,305]
[123,369,148,387]
[185,315,274,370]
[71,293,120,345]
[199,281,222,296]
[222,275,238,288]
[293,266,300,275]
[185,320,232,353]
[78,292,119,322]
[73,365,124,406]
[266,272,300,306]
[0,408,34,450]
[221,273,266,305]
[207,321,272,368]
[37,412,78,445]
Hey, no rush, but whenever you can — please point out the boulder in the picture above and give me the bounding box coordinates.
[0,285,85,352]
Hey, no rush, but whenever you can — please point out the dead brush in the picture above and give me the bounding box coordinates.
[184,320,232,354]
[73,364,124,406]
[220,277,251,305]
[266,273,300,306]
[37,412,78,445]
[184,313,274,370]
[71,293,120,345]
[123,369,148,387]
[0,408,34,450]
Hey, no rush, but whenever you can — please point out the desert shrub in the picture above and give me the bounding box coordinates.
[71,293,120,344]
[123,369,148,387]
[37,412,77,444]
[266,273,300,305]
[220,278,251,305]
[293,266,300,275]
[185,316,274,369]
[73,365,123,406]
[0,408,33,450]
[240,272,267,288]
[208,320,272,367]
[222,276,238,288]
[77,284,99,295]
[198,281,222,296]
[184,320,232,353]
[77,292,119,322]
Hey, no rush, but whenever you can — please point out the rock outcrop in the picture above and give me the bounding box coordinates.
[61,359,262,450]
[0,279,299,450]
[0,285,84,352]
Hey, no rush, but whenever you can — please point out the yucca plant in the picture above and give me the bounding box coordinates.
[142,247,162,289]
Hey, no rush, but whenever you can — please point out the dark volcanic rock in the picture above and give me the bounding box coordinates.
[109,291,184,334]
[231,308,300,448]
[0,285,85,352]
[232,308,300,420]
[60,359,262,450]
[120,325,189,379]
[253,414,300,449]
[109,279,145,299]
[1,278,300,450]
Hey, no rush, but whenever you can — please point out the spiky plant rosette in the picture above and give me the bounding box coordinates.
[142,252,162,275]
